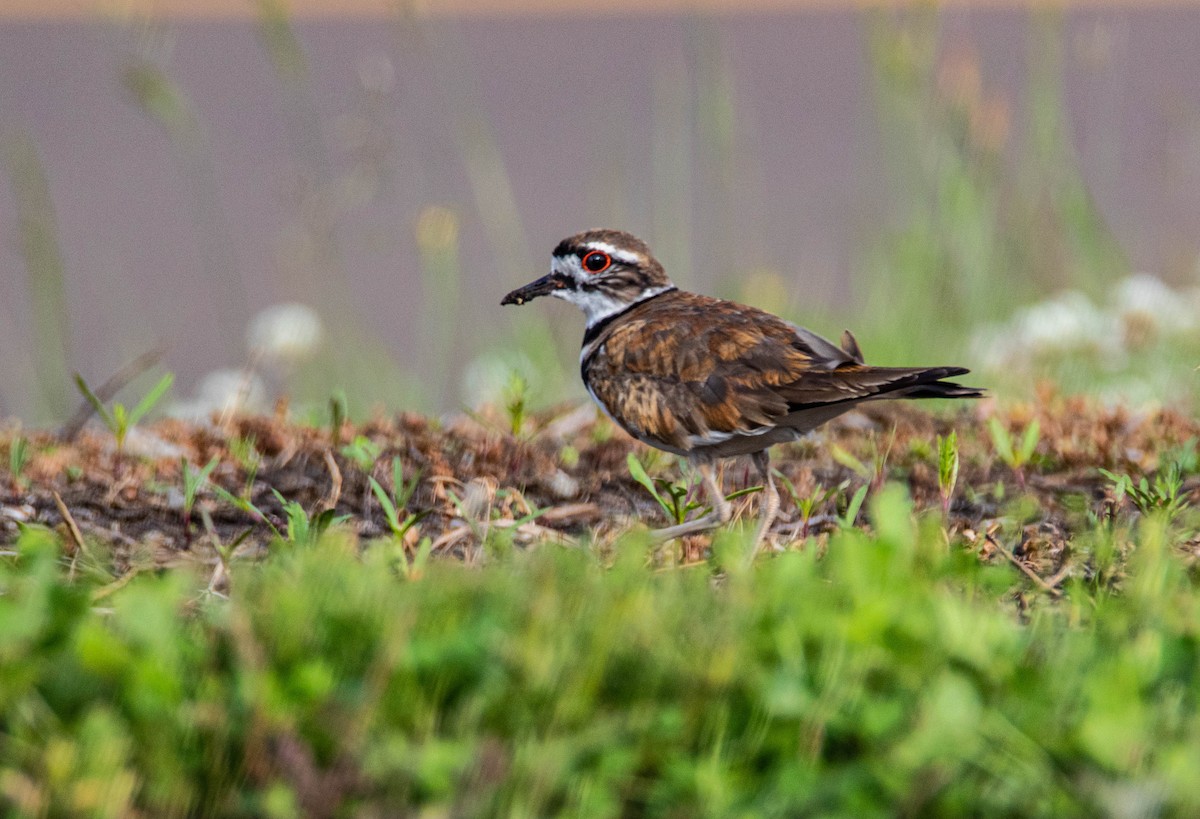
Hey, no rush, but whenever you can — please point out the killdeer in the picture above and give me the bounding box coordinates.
[502,229,982,555]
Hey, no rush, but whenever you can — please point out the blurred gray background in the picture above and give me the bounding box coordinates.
[3,3,1199,422]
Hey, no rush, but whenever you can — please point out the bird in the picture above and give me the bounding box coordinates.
[501,229,982,557]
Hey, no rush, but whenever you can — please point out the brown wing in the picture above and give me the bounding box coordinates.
[583,292,836,452]
[584,291,979,454]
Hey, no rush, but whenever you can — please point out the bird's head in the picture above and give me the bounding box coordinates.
[501,229,675,326]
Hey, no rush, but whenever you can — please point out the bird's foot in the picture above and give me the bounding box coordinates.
[647,513,725,543]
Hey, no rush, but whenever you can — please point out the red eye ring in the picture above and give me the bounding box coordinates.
[581,250,611,274]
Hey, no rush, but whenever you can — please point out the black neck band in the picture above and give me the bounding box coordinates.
[581,286,676,349]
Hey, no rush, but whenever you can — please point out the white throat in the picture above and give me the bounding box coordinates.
[556,284,675,328]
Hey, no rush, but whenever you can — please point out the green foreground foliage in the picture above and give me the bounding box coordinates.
[2,487,1199,817]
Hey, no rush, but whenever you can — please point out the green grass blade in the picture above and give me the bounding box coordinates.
[369,476,401,533]
[129,373,175,426]
[626,452,672,519]
[73,373,115,430]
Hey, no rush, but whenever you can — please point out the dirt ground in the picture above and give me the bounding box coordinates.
[2,389,1198,593]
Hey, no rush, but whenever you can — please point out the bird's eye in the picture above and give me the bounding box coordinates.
[582,251,611,274]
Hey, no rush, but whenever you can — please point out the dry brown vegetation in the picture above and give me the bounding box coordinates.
[2,388,1198,595]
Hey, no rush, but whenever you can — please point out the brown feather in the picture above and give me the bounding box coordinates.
[583,290,981,458]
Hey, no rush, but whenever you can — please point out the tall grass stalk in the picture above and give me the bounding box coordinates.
[2,130,72,421]
[254,1,412,411]
[394,13,569,404]
[119,24,246,356]
[857,10,1128,366]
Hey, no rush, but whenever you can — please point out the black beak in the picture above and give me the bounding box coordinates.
[501,273,562,306]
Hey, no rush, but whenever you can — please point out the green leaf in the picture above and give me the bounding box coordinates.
[329,388,348,445]
[392,456,419,508]
[129,373,175,426]
[937,431,959,497]
[627,452,672,519]
[181,456,220,512]
[831,444,871,479]
[369,476,401,534]
[74,373,116,431]
[209,482,281,540]
[9,435,29,479]
[838,484,869,529]
[987,418,1015,465]
[271,488,313,545]
[724,486,763,502]
[1017,419,1040,464]
[112,404,129,448]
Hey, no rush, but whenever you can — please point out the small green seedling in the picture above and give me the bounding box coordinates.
[180,456,219,546]
[341,435,383,472]
[503,371,529,436]
[207,482,282,541]
[74,371,174,452]
[228,435,261,496]
[393,536,435,581]
[8,435,30,488]
[831,429,895,491]
[988,417,1039,489]
[627,453,760,528]
[368,456,427,541]
[627,453,700,526]
[937,431,960,518]
[836,484,870,530]
[270,489,349,547]
[329,389,349,447]
[777,472,845,539]
[1100,462,1188,522]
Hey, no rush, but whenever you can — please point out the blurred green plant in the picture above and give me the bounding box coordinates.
[73,372,174,453]
[857,10,1128,369]
[627,452,701,526]
[627,453,762,530]
[2,131,72,420]
[1100,463,1188,523]
[937,430,960,517]
[988,417,1041,489]
[329,388,349,447]
[8,435,31,489]
[777,474,843,539]
[836,483,870,530]
[368,457,426,545]
[3,484,1200,814]
[340,435,383,473]
[502,371,529,437]
[179,456,218,546]
[227,435,262,496]
[207,481,281,540]
[270,488,349,548]
[831,429,894,492]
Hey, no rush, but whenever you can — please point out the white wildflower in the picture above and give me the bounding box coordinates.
[169,369,267,421]
[246,303,324,366]
[968,322,1021,371]
[1011,291,1114,355]
[462,351,541,409]
[1110,274,1196,347]
[970,291,1122,373]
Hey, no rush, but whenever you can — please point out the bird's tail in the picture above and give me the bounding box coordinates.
[881,367,984,400]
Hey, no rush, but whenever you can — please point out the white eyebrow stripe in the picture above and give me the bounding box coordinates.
[582,241,643,268]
